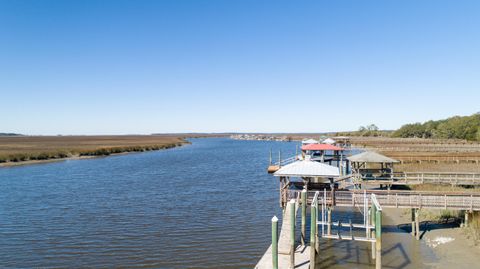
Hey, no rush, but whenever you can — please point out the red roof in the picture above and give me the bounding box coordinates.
[301,143,344,151]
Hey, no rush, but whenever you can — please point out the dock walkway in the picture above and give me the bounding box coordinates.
[356,172,480,186]
[286,189,480,211]
[255,245,311,269]
[256,198,311,269]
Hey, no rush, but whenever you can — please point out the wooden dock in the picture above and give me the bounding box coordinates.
[255,245,311,269]
[285,189,480,211]
[395,156,480,164]
[354,172,480,186]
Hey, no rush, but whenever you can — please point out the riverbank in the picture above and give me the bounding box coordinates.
[383,207,480,268]
[0,135,191,167]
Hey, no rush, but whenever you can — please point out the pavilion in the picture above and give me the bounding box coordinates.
[347,151,399,181]
[274,159,340,207]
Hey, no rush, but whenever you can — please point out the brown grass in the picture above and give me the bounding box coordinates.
[397,163,480,173]
[0,135,188,164]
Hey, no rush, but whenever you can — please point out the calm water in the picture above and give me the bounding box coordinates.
[0,138,436,268]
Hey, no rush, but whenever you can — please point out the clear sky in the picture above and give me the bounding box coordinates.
[1,0,479,135]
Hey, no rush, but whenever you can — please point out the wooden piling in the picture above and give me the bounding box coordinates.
[310,200,317,269]
[375,209,382,269]
[301,190,307,246]
[465,211,469,228]
[415,209,420,240]
[272,216,278,269]
[411,208,416,237]
[327,207,332,236]
[289,200,295,269]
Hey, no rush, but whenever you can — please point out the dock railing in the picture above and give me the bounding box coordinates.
[354,171,480,186]
[285,189,480,211]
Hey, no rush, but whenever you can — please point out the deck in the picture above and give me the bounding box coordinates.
[285,189,480,211]
[355,172,480,186]
[255,245,311,269]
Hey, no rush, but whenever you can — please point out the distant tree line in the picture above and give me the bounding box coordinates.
[335,124,392,137]
[392,113,480,141]
[0,133,22,136]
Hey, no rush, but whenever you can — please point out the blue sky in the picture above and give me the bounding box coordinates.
[1,0,479,135]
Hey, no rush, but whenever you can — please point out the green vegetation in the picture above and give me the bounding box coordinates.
[0,133,22,136]
[393,113,480,141]
[335,124,393,137]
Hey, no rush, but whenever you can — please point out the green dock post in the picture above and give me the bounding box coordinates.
[371,203,376,260]
[272,216,278,269]
[375,209,382,269]
[310,200,317,269]
[301,190,307,246]
[289,200,295,269]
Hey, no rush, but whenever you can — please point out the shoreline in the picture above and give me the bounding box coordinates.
[0,142,189,168]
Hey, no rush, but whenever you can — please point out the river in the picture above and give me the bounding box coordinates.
[0,138,437,268]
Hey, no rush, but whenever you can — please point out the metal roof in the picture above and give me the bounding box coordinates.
[301,143,344,151]
[302,139,318,144]
[347,151,399,163]
[322,138,336,144]
[274,160,340,177]
[332,136,350,139]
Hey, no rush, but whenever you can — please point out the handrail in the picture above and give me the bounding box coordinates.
[284,189,480,211]
[273,156,297,166]
[371,194,382,211]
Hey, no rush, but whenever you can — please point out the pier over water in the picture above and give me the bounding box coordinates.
[259,138,480,268]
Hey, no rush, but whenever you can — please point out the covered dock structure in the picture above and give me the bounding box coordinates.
[348,151,399,187]
[274,159,340,208]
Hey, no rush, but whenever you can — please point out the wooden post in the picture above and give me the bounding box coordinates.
[371,203,376,260]
[272,216,278,269]
[310,200,317,269]
[415,209,420,240]
[411,208,416,237]
[289,200,295,269]
[269,149,272,165]
[375,209,382,269]
[465,211,470,228]
[327,207,332,236]
[315,200,319,253]
[301,190,307,246]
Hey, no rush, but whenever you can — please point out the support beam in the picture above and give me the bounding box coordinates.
[465,211,470,228]
[289,200,295,269]
[411,209,416,237]
[301,190,307,246]
[415,209,420,240]
[371,203,376,260]
[327,207,332,236]
[310,202,317,269]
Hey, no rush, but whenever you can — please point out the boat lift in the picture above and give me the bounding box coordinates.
[312,190,383,269]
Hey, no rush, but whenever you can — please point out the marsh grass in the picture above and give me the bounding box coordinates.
[0,136,187,164]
